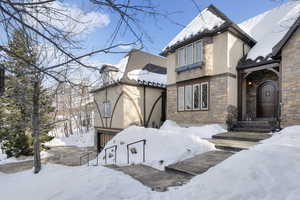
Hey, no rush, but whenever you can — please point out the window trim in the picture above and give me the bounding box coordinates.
[200,82,209,110]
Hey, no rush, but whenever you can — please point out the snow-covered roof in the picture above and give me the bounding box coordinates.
[103,55,129,81]
[162,6,226,53]
[127,68,167,88]
[239,1,300,60]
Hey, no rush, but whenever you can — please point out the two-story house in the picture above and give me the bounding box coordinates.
[91,49,167,151]
[161,2,300,128]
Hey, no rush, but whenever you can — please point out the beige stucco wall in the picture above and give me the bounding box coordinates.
[93,84,165,129]
[281,27,300,127]
[93,85,124,129]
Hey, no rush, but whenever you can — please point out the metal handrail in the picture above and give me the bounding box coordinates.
[127,139,146,164]
[104,145,117,164]
[80,151,99,166]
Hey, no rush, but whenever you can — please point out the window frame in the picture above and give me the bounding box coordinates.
[102,101,112,118]
[192,84,201,110]
[177,81,209,112]
[184,85,193,111]
[176,40,204,68]
[194,41,203,63]
[177,86,185,112]
[177,47,185,67]
[200,82,209,110]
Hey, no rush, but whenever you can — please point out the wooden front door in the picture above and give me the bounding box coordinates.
[257,81,278,118]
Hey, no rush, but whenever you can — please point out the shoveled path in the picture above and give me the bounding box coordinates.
[0,146,97,174]
[105,131,271,192]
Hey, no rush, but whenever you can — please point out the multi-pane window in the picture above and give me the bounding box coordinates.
[177,40,204,67]
[186,45,193,65]
[193,84,200,110]
[178,48,185,67]
[102,101,112,118]
[177,82,209,111]
[178,87,184,111]
[184,85,193,110]
[194,41,203,63]
[201,82,208,110]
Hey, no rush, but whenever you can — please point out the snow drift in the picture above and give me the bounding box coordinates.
[98,123,224,170]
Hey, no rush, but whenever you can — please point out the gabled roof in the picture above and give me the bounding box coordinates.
[161,5,255,56]
[239,1,300,61]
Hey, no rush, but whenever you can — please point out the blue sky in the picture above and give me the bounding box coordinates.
[66,0,290,65]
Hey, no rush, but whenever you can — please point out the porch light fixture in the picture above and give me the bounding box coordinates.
[248,81,253,87]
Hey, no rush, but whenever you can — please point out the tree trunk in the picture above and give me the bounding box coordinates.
[32,80,41,174]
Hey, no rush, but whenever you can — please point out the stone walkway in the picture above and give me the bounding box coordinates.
[0,146,97,174]
[104,131,272,192]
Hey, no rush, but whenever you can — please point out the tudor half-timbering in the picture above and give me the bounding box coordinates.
[161,2,300,128]
[91,49,167,151]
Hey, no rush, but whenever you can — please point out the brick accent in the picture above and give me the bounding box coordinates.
[167,74,231,124]
[281,27,300,127]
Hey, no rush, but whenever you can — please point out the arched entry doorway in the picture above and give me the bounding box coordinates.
[257,80,278,119]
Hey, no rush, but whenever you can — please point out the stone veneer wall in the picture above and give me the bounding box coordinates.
[281,28,300,127]
[167,74,230,125]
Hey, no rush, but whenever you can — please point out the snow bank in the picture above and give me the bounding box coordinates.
[160,120,226,139]
[0,164,152,200]
[99,125,216,170]
[155,125,300,200]
[239,1,300,60]
[1,126,300,200]
[45,129,94,147]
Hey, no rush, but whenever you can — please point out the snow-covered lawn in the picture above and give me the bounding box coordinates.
[98,121,225,170]
[0,151,52,165]
[1,125,300,200]
[45,128,94,148]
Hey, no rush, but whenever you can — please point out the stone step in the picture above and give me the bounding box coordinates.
[213,132,271,142]
[105,164,192,192]
[206,138,258,152]
[232,127,271,133]
[165,150,234,176]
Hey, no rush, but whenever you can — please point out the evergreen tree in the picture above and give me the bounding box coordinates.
[0,30,54,158]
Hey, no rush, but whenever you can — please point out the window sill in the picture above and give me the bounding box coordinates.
[175,62,203,73]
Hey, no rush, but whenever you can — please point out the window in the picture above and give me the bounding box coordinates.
[102,101,112,118]
[186,45,193,65]
[178,87,184,111]
[193,84,200,110]
[201,82,209,110]
[177,40,204,67]
[185,85,192,110]
[195,41,203,63]
[177,82,209,111]
[178,48,185,67]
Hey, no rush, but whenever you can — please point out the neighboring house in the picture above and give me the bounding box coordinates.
[91,49,167,151]
[52,83,94,137]
[161,2,300,128]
